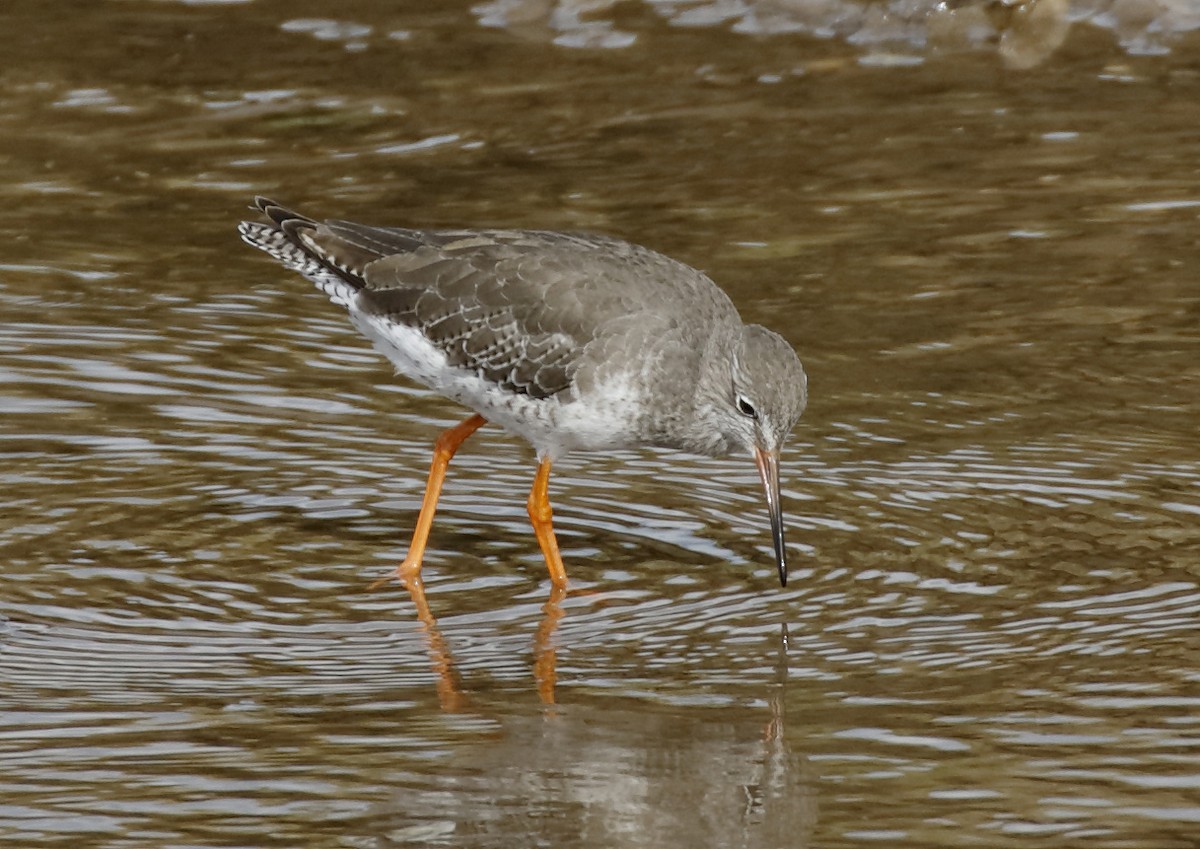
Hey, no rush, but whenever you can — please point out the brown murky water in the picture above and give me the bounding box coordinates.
[2,1,1198,847]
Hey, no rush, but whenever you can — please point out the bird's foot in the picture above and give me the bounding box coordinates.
[368,555,423,592]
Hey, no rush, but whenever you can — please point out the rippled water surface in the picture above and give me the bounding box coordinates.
[2,1,1198,847]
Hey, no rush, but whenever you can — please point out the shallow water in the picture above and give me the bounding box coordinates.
[2,1,1199,847]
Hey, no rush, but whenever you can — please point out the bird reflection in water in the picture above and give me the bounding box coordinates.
[371,620,814,848]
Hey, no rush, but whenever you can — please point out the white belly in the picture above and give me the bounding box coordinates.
[348,306,640,458]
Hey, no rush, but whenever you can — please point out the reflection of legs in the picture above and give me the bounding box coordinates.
[408,578,565,713]
[534,584,567,706]
[374,413,487,589]
[527,455,568,590]
[405,577,466,712]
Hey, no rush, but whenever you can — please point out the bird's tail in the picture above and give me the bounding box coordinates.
[238,197,362,307]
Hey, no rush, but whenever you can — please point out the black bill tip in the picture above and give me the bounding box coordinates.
[754,447,788,587]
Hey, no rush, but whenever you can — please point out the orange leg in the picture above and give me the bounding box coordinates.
[527,456,569,590]
[372,413,487,589]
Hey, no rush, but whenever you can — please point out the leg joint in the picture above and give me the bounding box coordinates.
[527,487,553,524]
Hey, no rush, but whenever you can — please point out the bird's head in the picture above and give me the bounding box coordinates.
[723,324,807,587]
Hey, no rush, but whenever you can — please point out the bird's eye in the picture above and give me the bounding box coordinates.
[735,395,758,419]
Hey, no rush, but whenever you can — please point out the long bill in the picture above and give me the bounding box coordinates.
[754,446,788,587]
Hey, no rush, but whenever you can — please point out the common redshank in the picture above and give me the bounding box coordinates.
[239,198,807,589]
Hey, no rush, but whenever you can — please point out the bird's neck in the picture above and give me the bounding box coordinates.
[651,329,740,458]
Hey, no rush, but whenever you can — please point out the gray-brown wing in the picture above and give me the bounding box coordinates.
[353,238,645,400]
